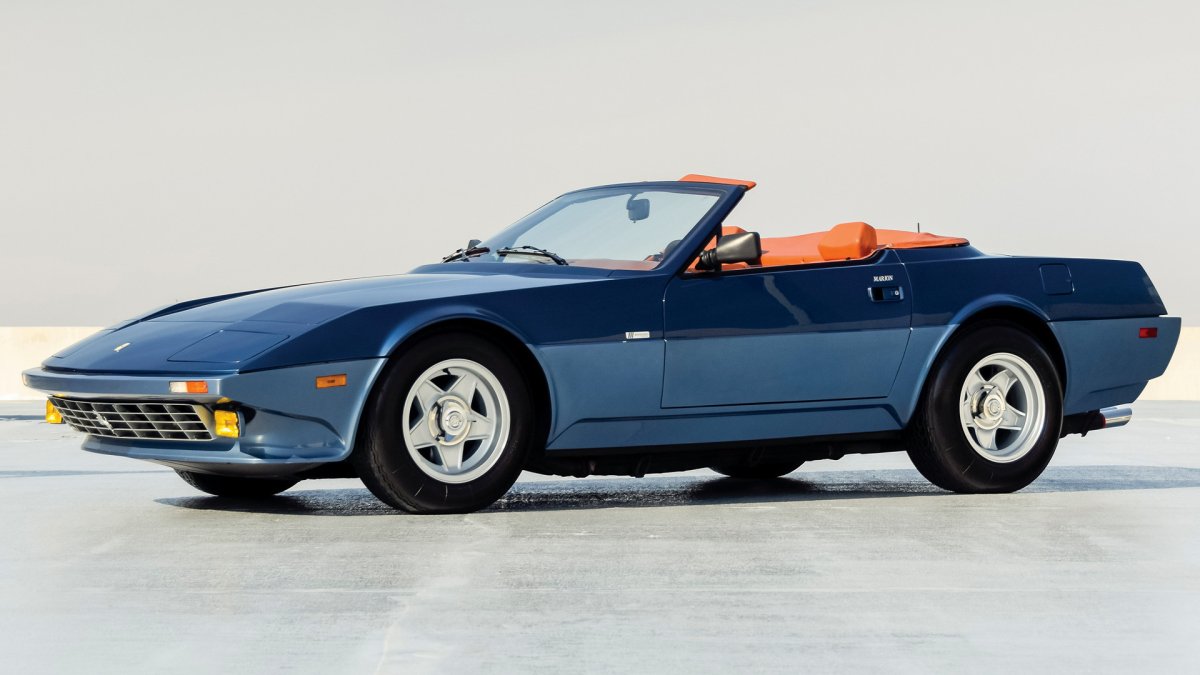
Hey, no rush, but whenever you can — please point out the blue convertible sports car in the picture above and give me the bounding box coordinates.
[25,174,1180,513]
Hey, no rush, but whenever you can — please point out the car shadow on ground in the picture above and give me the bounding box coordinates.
[154,464,1200,516]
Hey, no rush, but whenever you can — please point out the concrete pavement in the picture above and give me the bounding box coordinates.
[1,402,1198,673]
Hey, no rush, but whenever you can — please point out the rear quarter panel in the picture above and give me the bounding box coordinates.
[896,247,1176,418]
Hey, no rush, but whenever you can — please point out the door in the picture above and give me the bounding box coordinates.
[662,252,912,408]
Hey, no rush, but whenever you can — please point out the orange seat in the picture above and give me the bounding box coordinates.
[819,222,877,260]
[759,232,824,266]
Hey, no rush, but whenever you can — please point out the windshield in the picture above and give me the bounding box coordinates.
[467,187,722,271]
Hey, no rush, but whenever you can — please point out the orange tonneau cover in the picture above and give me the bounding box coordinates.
[699,222,968,270]
[757,224,967,267]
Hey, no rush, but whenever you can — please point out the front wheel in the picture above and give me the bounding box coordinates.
[353,333,535,514]
[177,471,297,498]
[906,322,1063,493]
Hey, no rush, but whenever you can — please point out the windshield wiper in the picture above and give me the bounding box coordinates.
[442,244,490,263]
[496,245,569,266]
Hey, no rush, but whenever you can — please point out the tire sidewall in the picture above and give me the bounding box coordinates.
[356,333,534,513]
[923,323,1063,491]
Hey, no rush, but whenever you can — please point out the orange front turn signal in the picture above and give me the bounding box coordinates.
[169,381,209,394]
[316,374,347,389]
[45,399,63,424]
[213,410,240,438]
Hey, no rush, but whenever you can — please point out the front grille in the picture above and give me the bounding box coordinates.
[49,397,213,441]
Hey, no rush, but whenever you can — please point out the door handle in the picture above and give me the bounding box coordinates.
[868,286,904,302]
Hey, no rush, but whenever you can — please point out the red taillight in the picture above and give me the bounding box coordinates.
[1139,327,1158,339]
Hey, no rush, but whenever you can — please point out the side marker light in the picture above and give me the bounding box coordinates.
[316,374,347,389]
[1139,327,1158,339]
[170,381,209,394]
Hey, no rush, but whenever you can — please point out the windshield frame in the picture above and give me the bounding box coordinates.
[466,181,746,275]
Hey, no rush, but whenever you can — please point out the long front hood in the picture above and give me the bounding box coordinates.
[43,267,604,375]
[144,268,598,323]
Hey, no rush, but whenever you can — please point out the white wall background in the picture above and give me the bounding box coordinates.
[1,0,1198,327]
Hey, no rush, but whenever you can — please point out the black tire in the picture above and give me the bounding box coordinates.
[710,459,805,479]
[353,333,535,514]
[177,470,297,498]
[906,321,1063,493]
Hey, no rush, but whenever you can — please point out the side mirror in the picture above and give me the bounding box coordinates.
[696,231,761,270]
[627,198,650,222]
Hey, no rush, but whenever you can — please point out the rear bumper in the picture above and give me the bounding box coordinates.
[1050,316,1181,415]
[22,359,386,477]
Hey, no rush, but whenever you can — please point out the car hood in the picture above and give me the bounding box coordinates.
[44,266,605,375]
[149,268,599,324]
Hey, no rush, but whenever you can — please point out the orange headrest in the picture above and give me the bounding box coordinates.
[818,222,877,261]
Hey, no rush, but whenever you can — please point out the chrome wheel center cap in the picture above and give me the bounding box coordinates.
[972,385,1007,431]
[431,396,471,445]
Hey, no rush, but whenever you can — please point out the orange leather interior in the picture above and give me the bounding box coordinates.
[689,222,968,271]
[679,174,757,190]
[818,221,877,261]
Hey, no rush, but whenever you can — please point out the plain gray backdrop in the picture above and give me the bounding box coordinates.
[2,0,1197,325]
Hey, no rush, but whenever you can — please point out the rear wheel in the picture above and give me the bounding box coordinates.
[906,322,1063,493]
[177,471,297,498]
[353,333,535,514]
[710,458,804,479]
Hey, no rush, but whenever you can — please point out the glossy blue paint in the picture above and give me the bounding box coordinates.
[1051,316,1180,414]
[898,249,1166,326]
[1039,264,1074,296]
[662,251,912,407]
[22,179,1181,477]
[168,330,290,364]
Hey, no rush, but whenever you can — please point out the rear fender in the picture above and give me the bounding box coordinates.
[892,296,1062,425]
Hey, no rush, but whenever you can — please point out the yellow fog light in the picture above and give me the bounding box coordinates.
[45,399,63,424]
[213,410,240,438]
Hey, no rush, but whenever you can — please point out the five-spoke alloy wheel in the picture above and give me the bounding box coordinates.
[907,321,1063,493]
[354,333,535,514]
[402,359,511,484]
[958,353,1046,464]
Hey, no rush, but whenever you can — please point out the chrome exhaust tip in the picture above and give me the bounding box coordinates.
[1061,406,1133,437]
[1098,406,1133,429]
